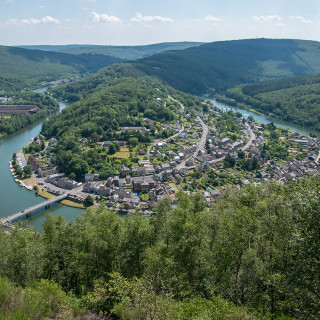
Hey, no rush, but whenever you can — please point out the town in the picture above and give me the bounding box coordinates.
[11,96,320,214]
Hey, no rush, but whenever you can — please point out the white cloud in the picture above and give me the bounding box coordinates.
[205,16,223,23]
[91,12,121,23]
[252,15,282,23]
[41,16,60,24]
[131,13,173,23]
[7,16,60,25]
[7,18,18,25]
[290,16,314,24]
[39,5,47,9]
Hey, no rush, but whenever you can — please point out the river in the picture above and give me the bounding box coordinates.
[209,99,320,138]
[0,87,84,231]
[0,92,318,231]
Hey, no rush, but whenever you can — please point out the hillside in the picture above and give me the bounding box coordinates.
[18,42,204,60]
[222,73,320,131]
[0,45,122,90]
[2,177,320,319]
[134,38,320,94]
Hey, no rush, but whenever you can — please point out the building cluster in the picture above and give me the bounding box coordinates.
[29,154,57,177]
[46,78,74,86]
[0,96,14,103]
[24,100,320,212]
[0,105,40,116]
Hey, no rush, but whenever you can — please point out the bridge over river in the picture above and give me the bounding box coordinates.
[1,193,68,224]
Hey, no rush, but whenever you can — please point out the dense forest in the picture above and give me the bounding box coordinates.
[135,38,320,94]
[223,73,320,131]
[19,42,204,60]
[0,91,59,137]
[1,177,320,319]
[0,45,122,90]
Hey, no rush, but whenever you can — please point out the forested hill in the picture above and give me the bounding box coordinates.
[134,38,320,94]
[0,45,122,90]
[18,41,204,60]
[223,72,320,131]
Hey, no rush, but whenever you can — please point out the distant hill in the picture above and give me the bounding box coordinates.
[223,73,320,131]
[18,42,204,60]
[134,38,320,94]
[0,46,122,90]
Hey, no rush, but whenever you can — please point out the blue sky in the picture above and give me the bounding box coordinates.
[1,0,320,45]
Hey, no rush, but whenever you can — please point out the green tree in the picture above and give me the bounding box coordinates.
[108,143,116,155]
[84,195,94,207]
[23,164,32,177]
[128,137,138,146]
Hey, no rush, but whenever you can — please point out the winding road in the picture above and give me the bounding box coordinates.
[176,116,208,170]
[241,124,256,151]
[147,96,185,160]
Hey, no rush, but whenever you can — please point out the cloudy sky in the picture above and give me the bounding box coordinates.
[1,0,320,45]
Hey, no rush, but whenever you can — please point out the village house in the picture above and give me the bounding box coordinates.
[132,176,156,192]
[132,167,146,176]
[29,155,41,171]
[106,177,113,187]
[85,173,100,182]
[219,137,230,145]
[120,126,147,133]
[38,166,57,177]
[79,137,88,144]
[156,142,167,148]
[113,176,120,187]
[121,167,130,177]
[57,177,79,190]
[185,157,195,167]
[138,160,152,166]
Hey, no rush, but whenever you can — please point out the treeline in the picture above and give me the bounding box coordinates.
[1,177,320,318]
[224,73,320,131]
[0,91,58,136]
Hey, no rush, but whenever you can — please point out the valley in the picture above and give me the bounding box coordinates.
[1,36,320,320]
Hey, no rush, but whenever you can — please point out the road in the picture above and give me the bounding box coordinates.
[168,95,185,113]
[176,116,208,170]
[147,96,185,160]
[241,123,256,151]
[147,125,185,160]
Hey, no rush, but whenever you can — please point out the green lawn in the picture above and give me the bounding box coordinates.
[113,151,130,159]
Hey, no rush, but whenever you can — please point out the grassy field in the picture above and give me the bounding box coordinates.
[60,199,85,209]
[37,187,85,209]
[113,151,130,159]
[37,188,55,199]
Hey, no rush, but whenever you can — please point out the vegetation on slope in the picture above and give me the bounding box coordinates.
[0,45,122,90]
[0,91,59,137]
[41,64,204,180]
[224,72,320,131]
[135,38,320,94]
[1,176,320,319]
[18,41,205,60]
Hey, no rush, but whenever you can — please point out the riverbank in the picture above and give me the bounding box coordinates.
[36,188,86,209]
[209,98,320,138]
